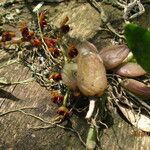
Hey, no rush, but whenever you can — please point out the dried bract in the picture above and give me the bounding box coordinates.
[60,16,70,34]
[19,21,34,40]
[44,37,57,48]
[31,38,42,47]
[60,25,70,34]
[48,47,60,58]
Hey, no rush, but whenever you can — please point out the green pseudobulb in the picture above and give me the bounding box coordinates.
[125,23,150,73]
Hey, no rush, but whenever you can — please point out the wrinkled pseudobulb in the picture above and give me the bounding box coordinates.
[116,62,146,77]
[121,79,150,99]
[77,41,107,96]
[61,63,77,90]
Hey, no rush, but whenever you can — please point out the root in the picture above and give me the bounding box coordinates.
[88,0,125,39]
[0,107,36,117]
[85,97,97,119]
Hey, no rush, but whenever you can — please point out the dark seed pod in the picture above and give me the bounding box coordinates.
[121,79,150,99]
[61,63,77,90]
[99,44,129,70]
[116,62,146,77]
[77,51,107,96]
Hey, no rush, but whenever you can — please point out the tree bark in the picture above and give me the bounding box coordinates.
[0,1,150,149]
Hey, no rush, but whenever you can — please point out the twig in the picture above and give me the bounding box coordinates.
[92,108,101,142]
[59,44,68,63]
[0,100,5,109]
[19,110,51,124]
[72,126,86,147]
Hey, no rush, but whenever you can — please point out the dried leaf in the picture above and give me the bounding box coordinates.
[117,104,150,132]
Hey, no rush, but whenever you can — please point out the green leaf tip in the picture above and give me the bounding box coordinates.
[124,23,150,73]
